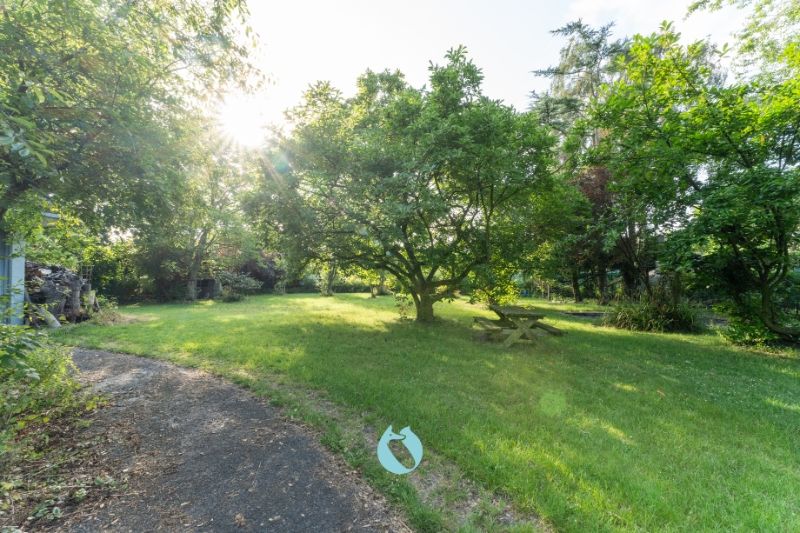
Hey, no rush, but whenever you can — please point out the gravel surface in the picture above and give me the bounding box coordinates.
[61,349,410,532]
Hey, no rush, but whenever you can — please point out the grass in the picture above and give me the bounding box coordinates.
[55,294,800,532]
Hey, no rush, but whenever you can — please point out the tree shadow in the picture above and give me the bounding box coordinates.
[62,295,800,530]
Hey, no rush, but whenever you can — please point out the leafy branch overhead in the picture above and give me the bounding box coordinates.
[0,0,261,232]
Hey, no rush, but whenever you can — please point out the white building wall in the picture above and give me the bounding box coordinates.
[0,231,25,325]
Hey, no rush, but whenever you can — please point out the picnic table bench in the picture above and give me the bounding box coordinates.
[474,304,563,347]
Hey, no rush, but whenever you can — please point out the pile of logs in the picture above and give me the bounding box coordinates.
[25,262,99,328]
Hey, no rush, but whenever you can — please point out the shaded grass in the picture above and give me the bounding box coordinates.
[55,294,800,532]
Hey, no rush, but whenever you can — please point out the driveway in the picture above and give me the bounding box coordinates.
[61,349,409,532]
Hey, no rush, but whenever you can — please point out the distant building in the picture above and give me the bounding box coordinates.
[0,231,25,325]
[1,212,60,325]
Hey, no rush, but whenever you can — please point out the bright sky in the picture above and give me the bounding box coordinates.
[217,0,750,146]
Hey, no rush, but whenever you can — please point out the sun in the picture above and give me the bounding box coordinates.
[216,93,270,147]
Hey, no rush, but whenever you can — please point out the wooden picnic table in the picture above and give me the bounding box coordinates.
[474,304,563,347]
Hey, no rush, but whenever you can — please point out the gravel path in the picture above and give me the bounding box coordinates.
[62,349,410,532]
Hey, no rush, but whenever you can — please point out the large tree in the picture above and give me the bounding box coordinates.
[260,49,554,321]
[531,22,628,302]
[126,127,260,301]
[594,25,800,341]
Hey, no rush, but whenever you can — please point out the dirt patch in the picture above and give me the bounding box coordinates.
[0,399,119,531]
[53,349,410,532]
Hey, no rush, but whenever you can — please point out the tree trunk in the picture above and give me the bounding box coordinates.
[186,278,198,301]
[37,304,61,328]
[621,265,637,299]
[377,270,390,295]
[668,271,682,306]
[640,265,653,297]
[571,267,582,303]
[413,290,435,323]
[321,261,337,297]
[596,263,608,304]
[69,278,82,323]
[758,283,800,342]
[187,229,208,301]
[186,256,202,300]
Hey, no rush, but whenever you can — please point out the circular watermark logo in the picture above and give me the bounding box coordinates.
[376,425,423,475]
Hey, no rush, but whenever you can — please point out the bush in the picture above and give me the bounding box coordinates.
[604,287,703,333]
[91,295,125,325]
[0,326,81,453]
[0,324,44,381]
[722,315,781,346]
[333,280,372,293]
[280,273,375,294]
[394,293,413,320]
[710,298,800,347]
[218,271,262,302]
[283,274,319,293]
[220,290,244,302]
[1,327,97,528]
[238,252,285,291]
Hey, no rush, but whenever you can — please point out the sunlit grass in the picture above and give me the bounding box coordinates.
[56,294,800,532]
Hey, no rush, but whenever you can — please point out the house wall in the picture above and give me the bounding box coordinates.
[0,231,25,325]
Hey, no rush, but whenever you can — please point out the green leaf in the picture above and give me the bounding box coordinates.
[8,116,34,129]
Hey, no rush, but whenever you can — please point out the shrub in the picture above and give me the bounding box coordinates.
[0,326,81,453]
[0,323,44,380]
[283,276,318,293]
[710,298,800,347]
[220,289,244,302]
[280,273,375,294]
[722,315,781,346]
[91,295,125,325]
[238,252,285,291]
[1,326,97,528]
[218,271,262,302]
[604,287,702,333]
[394,293,413,320]
[273,279,287,295]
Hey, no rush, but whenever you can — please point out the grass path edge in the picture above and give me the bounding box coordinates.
[57,341,548,533]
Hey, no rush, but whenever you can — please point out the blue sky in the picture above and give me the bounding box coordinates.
[218,0,749,144]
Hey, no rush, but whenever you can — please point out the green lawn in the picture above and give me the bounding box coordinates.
[56,294,800,532]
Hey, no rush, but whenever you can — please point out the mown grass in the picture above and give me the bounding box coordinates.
[55,294,800,532]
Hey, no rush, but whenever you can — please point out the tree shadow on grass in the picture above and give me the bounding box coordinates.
[61,295,800,531]
[263,305,800,531]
